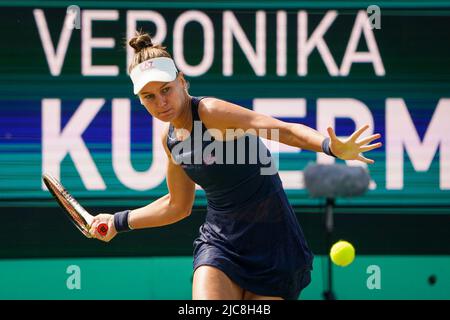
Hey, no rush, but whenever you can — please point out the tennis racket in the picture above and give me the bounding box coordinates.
[42,173,108,238]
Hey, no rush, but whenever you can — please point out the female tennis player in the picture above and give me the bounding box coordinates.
[89,32,382,300]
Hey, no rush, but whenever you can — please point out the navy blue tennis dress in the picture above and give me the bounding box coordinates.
[166,97,313,300]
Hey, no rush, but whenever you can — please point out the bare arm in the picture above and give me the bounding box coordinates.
[199,98,382,163]
[199,98,325,152]
[127,125,196,229]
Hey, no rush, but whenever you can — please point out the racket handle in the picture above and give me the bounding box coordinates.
[97,223,109,236]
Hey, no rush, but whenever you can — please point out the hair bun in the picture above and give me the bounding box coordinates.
[129,32,153,53]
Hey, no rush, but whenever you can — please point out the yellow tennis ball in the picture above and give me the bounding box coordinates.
[330,240,355,267]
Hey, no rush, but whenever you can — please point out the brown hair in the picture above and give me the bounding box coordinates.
[128,31,172,73]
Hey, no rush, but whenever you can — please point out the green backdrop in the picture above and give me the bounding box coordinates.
[0,0,449,299]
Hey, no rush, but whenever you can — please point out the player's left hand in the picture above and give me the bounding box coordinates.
[327,125,382,164]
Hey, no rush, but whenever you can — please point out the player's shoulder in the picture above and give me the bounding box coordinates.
[197,96,229,119]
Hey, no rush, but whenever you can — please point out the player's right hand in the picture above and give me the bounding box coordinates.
[89,214,117,242]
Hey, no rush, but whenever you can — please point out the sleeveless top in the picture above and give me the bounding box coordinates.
[166,96,283,212]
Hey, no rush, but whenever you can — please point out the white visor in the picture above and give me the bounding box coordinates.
[130,57,178,95]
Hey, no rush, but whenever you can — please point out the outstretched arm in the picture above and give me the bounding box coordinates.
[198,98,382,164]
[89,126,195,241]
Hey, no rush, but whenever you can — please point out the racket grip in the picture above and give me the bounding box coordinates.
[97,223,109,236]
